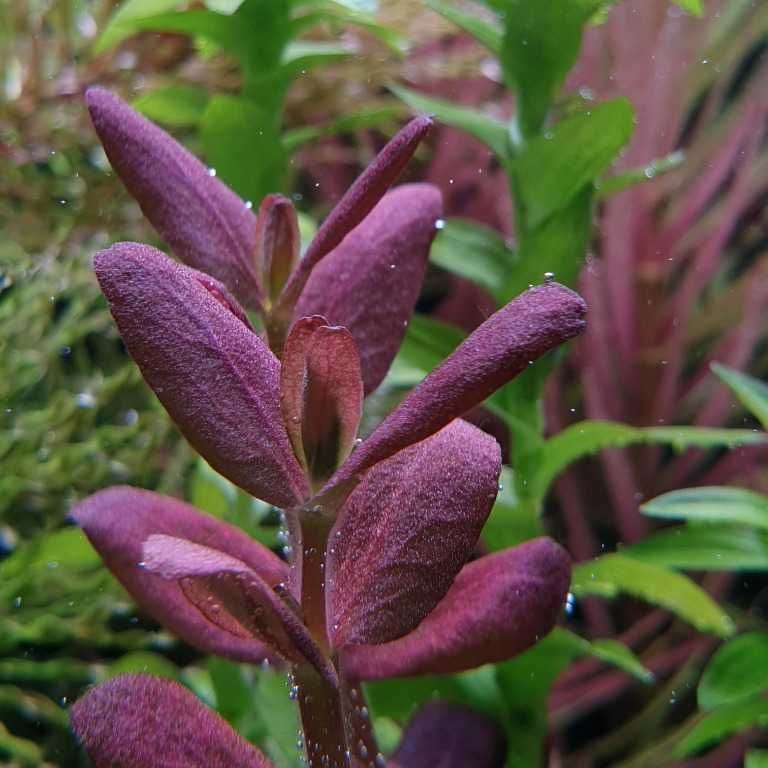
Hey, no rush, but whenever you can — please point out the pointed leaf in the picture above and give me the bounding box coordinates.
[391,701,506,768]
[86,88,261,308]
[642,487,768,530]
[279,117,433,309]
[281,317,363,484]
[572,554,735,637]
[336,281,586,483]
[94,243,307,507]
[143,536,336,685]
[342,538,570,679]
[698,633,768,711]
[295,183,442,394]
[328,419,501,647]
[132,85,209,128]
[425,0,502,55]
[71,674,273,767]
[712,362,768,430]
[254,194,299,303]
[71,487,288,664]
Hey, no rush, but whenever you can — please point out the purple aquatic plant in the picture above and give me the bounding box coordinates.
[70,90,587,766]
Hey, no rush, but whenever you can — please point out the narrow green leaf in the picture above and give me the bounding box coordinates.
[572,554,735,637]
[430,218,513,299]
[133,85,209,128]
[596,150,685,198]
[531,420,765,504]
[712,362,768,430]
[675,698,768,757]
[674,0,703,16]
[426,0,502,54]
[642,486,768,530]
[747,751,768,768]
[128,10,245,56]
[513,99,635,228]
[699,633,768,711]
[94,0,182,53]
[389,83,511,161]
[625,525,768,571]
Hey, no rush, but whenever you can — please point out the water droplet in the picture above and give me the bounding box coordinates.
[13,596,22,609]
[208,167,217,177]
[544,271,555,281]
[245,200,253,209]
[644,165,656,179]
[358,741,368,759]
[434,218,446,230]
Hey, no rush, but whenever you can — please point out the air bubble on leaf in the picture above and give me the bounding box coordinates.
[644,165,656,179]
[208,167,217,177]
[245,200,253,210]
[375,755,386,768]
[358,741,368,760]
[434,218,446,230]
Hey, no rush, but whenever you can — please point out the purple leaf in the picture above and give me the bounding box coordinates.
[334,281,587,484]
[391,701,506,768]
[71,487,287,664]
[278,116,433,310]
[143,536,337,686]
[327,419,501,647]
[254,194,300,302]
[341,538,571,679]
[71,674,273,767]
[281,317,364,485]
[94,242,307,508]
[295,184,443,394]
[86,87,261,308]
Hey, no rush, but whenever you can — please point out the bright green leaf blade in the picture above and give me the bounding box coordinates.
[624,525,768,571]
[94,0,182,53]
[712,362,768,430]
[597,150,685,198]
[389,83,511,161]
[128,10,246,56]
[530,420,766,504]
[132,85,209,128]
[642,486,768,530]
[430,218,513,299]
[572,554,735,637]
[747,750,768,768]
[675,698,768,758]
[426,0,502,54]
[513,98,635,228]
[499,0,592,137]
[200,94,287,203]
[386,314,466,387]
[106,651,180,681]
[698,633,768,711]
[674,0,703,16]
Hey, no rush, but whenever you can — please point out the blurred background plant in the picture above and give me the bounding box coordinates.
[1,0,767,765]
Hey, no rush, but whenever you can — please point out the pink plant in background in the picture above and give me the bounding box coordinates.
[69,90,587,766]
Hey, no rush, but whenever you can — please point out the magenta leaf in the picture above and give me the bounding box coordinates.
[341,538,571,679]
[281,317,364,486]
[254,194,300,302]
[335,281,587,483]
[86,87,261,309]
[327,419,501,647]
[391,701,506,768]
[143,535,337,686]
[295,183,443,394]
[71,674,273,767]
[278,116,433,310]
[94,242,307,508]
[71,487,287,664]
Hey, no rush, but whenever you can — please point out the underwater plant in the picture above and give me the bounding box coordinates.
[68,89,587,766]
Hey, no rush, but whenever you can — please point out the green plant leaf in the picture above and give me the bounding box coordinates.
[499,0,595,137]
[105,651,180,681]
[132,85,209,127]
[429,218,513,299]
[386,314,466,387]
[426,0,502,54]
[530,420,766,504]
[624,525,768,571]
[642,487,768,530]
[200,94,287,203]
[572,554,735,637]
[698,633,768,711]
[389,83,511,161]
[674,0,703,16]
[675,698,768,758]
[596,150,685,198]
[94,0,182,53]
[747,751,768,768]
[513,98,635,228]
[712,362,768,430]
